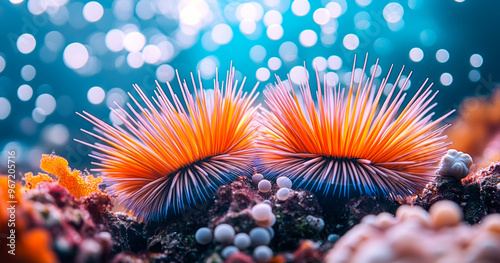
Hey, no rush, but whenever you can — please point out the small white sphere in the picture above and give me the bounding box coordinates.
[253,245,273,262]
[258,180,272,193]
[195,227,212,245]
[234,233,251,249]
[252,203,273,221]
[214,224,235,244]
[221,246,239,259]
[256,213,276,228]
[276,176,292,189]
[276,188,290,201]
[250,227,272,246]
[252,173,264,184]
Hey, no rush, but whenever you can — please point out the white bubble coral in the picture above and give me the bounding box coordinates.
[437,149,473,179]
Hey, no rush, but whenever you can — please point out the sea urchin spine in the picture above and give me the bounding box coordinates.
[77,67,259,221]
[259,55,454,199]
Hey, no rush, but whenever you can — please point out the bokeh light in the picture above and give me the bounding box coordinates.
[291,0,310,16]
[156,64,175,83]
[17,84,33,101]
[268,57,282,71]
[21,65,36,81]
[436,49,450,63]
[124,31,146,52]
[279,41,298,62]
[470,54,483,68]
[0,98,11,120]
[82,1,104,22]
[409,47,424,62]
[289,66,309,84]
[440,73,453,86]
[250,45,267,63]
[312,56,327,71]
[0,56,6,73]
[383,3,404,23]
[42,124,70,146]
[105,29,125,52]
[343,34,359,50]
[263,10,282,26]
[256,67,270,81]
[87,86,106,105]
[17,33,36,54]
[36,94,57,116]
[328,55,342,70]
[212,24,233,45]
[313,8,330,25]
[299,30,318,47]
[469,69,481,82]
[63,43,89,69]
[267,24,283,40]
[142,45,162,64]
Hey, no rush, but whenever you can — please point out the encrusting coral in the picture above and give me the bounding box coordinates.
[23,154,102,198]
[325,200,500,263]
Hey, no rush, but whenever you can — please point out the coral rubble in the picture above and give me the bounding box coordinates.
[325,200,500,263]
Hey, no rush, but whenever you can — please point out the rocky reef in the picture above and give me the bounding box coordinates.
[4,154,500,262]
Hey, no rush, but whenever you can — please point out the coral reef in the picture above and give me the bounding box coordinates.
[415,161,500,224]
[324,200,500,263]
[22,182,115,262]
[24,154,102,198]
[10,151,500,263]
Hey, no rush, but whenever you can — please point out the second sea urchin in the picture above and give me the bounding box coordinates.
[259,56,454,199]
[77,67,259,221]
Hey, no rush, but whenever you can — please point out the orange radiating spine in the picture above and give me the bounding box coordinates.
[259,55,454,199]
[77,66,260,221]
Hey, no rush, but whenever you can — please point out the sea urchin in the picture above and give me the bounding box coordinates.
[259,56,454,199]
[77,67,259,221]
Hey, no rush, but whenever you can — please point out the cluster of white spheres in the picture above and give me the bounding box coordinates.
[275,176,293,201]
[252,173,294,201]
[195,203,276,261]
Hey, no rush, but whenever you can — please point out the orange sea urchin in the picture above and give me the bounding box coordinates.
[77,67,259,221]
[259,56,454,199]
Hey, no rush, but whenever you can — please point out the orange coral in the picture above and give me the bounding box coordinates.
[23,172,53,190]
[13,229,57,263]
[0,176,57,263]
[445,86,500,170]
[24,154,102,198]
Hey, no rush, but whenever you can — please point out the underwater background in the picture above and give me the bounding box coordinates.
[0,0,499,173]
